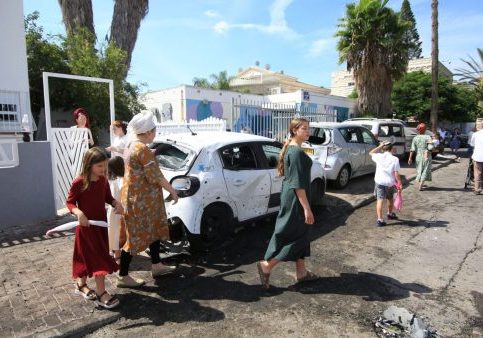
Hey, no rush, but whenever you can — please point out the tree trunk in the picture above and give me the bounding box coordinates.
[110,0,149,75]
[58,0,94,36]
[355,65,393,118]
[431,0,439,131]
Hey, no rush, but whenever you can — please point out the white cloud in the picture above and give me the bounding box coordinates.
[212,0,300,40]
[308,38,331,58]
[204,9,220,18]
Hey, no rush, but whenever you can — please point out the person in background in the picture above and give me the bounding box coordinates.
[467,126,477,157]
[257,118,318,289]
[72,108,94,146]
[408,123,432,191]
[470,124,483,195]
[107,156,125,263]
[369,141,402,227]
[117,111,179,288]
[66,147,122,309]
[107,120,128,159]
[450,127,461,154]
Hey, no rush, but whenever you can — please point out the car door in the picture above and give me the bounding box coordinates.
[338,127,365,175]
[258,142,284,214]
[219,143,271,221]
[360,127,378,173]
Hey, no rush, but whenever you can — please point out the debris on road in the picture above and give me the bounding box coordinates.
[374,305,438,338]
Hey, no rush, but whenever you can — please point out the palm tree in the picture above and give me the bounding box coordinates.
[210,71,233,90]
[336,0,410,117]
[110,0,149,75]
[455,48,483,106]
[192,77,211,88]
[430,0,439,131]
[57,0,94,36]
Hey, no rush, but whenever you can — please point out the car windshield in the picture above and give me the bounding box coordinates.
[153,142,196,170]
[309,127,331,145]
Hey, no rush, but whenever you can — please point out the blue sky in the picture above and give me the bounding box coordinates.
[24,0,483,92]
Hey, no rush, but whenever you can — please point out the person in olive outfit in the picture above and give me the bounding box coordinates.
[256,118,319,289]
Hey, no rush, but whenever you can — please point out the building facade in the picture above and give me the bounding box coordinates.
[330,57,453,97]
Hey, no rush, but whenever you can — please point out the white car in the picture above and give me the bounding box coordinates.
[151,131,326,248]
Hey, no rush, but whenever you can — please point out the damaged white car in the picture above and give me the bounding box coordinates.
[151,131,326,248]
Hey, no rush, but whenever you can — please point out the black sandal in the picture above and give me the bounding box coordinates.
[95,291,120,309]
[74,283,96,300]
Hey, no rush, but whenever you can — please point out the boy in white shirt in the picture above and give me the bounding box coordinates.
[370,141,403,226]
[470,125,483,195]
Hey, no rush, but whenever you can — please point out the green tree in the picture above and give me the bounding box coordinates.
[400,0,422,59]
[455,48,483,107]
[210,71,233,90]
[392,71,479,122]
[336,0,411,117]
[192,77,212,88]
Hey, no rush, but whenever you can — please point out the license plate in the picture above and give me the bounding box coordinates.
[303,148,314,155]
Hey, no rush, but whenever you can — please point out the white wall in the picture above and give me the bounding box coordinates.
[0,1,30,93]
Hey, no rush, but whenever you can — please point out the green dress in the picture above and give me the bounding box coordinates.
[264,145,312,262]
[411,134,432,182]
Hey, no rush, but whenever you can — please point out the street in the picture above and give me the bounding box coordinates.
[84,157,482,337]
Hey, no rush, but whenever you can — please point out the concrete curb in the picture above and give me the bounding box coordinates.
[350,156,457,210]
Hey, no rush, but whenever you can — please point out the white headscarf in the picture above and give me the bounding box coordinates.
[127,110,156,135]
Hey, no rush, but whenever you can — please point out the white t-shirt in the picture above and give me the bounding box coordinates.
[371,152,400,186]
[111,135,127,159]
[470,130,483,162]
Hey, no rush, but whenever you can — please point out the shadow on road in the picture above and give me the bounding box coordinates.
[387,218,449,228]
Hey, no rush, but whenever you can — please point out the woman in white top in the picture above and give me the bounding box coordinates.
[107,120,128,159]
[107,156,125,262]
[71,108,94,146]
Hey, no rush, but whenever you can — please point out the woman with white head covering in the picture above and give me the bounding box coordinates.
[117,111,179,288]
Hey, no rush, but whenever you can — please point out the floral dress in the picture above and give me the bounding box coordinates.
[121,142,169,254]
[411,134,432,182]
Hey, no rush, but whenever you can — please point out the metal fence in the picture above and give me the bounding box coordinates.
[154,117,226,140]
[0,90,36,133]
[231,99,336,142]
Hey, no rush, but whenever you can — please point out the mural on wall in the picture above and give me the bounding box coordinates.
[234,105,272,137]
[186,99,223,121]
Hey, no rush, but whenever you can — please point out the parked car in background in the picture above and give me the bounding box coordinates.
[343,118,406,156]
[151,131,326,249]
[303,122,378,189]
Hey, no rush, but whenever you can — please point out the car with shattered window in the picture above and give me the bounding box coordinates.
[151,131,326,249]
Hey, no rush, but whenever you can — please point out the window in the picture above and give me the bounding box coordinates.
[391,125,403,137]
[153,142,196,170]
[309,127,331,145]
[261,143,282,168]
[360,128,376,144]
[220,145,257,170]
[379,125,389,137]
[340,127,360,143]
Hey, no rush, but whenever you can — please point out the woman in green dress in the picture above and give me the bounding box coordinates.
[256,118,318,289]
[408,123,432,191]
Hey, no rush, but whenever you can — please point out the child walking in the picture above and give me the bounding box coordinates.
[66,147,123,309]
[107,156,125,263]
[369,141,402,227]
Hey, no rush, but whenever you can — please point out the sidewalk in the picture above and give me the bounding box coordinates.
[0,152,460,337]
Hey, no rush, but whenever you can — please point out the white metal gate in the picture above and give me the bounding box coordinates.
[51,128,90,209]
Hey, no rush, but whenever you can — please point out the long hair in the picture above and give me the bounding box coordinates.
[79,147,108,191]
[277,118,309,177]
[108,156,125,180]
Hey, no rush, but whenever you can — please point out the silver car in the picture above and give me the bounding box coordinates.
[303,122,378,189]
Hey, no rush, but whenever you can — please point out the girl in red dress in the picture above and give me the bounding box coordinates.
[66,147,123,309]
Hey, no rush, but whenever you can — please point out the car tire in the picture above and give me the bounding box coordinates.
[310,178,325,206]
[190,203,234,252]
[335,165,351,189]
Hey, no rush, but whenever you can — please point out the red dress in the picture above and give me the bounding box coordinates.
[66,176,119,278]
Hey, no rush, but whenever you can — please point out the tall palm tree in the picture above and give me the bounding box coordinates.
[110,0,149,75]
[192,77,211,88]
[57,0,94,36]
[455,48,483,106]
[430,0,439,131]
[336,0,410,117]
[210,71,233,90]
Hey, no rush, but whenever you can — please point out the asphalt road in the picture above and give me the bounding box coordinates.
[87,157,482,337]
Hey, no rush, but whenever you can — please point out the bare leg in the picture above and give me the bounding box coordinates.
[387,198,394,214]
[259,258,279,274]
[419,181,424,190]
[94,276,106,296]
[77,276,87,287]
[295,259,307,279]
[376,199,384,220]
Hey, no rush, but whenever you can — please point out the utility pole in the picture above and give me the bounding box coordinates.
[430,0,439,132]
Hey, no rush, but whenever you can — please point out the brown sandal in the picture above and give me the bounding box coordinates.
[74,283,96,300]
[94,291,120,309]
[297,270,319,283]
[256,262,270,289]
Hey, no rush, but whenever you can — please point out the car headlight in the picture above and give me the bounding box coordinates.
[169,176,200,198]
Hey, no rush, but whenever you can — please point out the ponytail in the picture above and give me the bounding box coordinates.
[277,138,291,177]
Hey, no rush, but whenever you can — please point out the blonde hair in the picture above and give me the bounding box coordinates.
[277,118,309,177]
[79,147,108,191]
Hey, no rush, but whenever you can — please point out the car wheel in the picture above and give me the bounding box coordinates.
[335,165,351,189]
[192,203,233,251]
[310,178,325,206]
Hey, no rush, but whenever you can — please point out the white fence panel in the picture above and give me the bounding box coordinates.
[0,138,19,168]
[155,117,226,140]
[51,128,89,209]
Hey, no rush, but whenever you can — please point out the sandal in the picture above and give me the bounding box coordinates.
[74,283,96,300]
[94,291,120,309]
[297,270,319,283]
[256,262,270,289]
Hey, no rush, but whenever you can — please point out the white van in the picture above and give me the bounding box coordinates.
[343,118,406,156]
